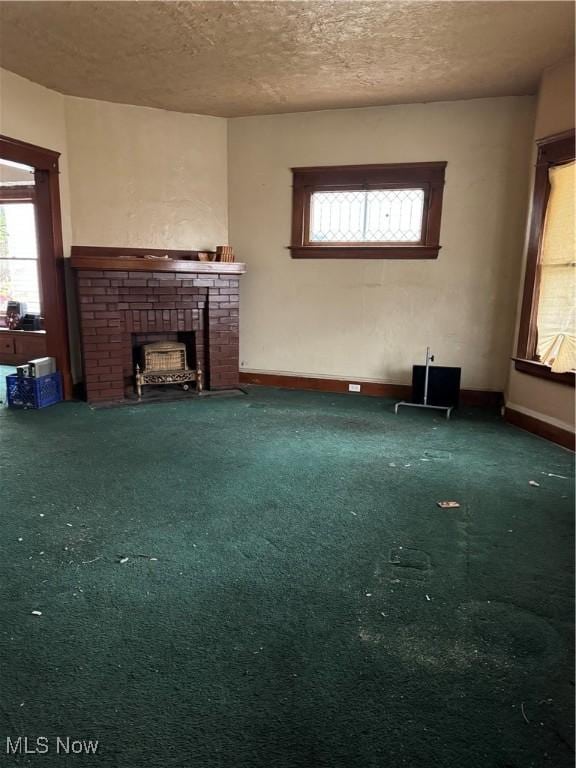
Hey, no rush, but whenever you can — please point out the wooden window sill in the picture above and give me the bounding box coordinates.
[288,245,440,260]
[513,357,575,386]
[0,328,46,336]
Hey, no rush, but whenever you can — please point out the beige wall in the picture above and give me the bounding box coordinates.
[506,57,575,431]
[3,65,568,412]
[229,97,535,391]
[0,68,72,256]
[65,97,228,250]
[534,57,575,140]
[0,69,229,253]
[0,69,229,380]
[0,69,81,375]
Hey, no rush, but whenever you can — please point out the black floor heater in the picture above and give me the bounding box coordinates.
[395,347,461,420]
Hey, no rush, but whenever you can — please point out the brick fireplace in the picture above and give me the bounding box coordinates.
[71,246,245,404]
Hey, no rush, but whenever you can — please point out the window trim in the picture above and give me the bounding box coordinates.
[289,162,446,259]
[515,129,575,387]
[0,134,72,398]
[0,185,35,204]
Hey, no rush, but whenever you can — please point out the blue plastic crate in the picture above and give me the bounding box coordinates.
[6,372,63,409]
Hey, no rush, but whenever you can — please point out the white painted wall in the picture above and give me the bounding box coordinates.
[228,97,535,391]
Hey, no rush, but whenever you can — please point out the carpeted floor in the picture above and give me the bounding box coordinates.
[0,363,15,405]
[0,385,573,767]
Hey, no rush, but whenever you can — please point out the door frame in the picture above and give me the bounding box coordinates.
[0,134,72,398]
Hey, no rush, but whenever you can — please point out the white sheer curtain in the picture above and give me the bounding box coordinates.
[536,160,575,373]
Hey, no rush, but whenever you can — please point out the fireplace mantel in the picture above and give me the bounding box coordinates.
[71,245,244,403]
[70,245,246,274]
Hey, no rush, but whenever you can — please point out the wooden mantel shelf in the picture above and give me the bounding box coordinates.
[70,245,246,274]
[71,255,246,274]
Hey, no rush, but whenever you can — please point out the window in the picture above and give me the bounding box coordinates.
[0,134,71,398]
[289,162,446,259]
[0,191,41,319]
[516,130,575,385]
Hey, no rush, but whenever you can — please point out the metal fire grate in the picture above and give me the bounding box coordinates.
[135,341,203,399]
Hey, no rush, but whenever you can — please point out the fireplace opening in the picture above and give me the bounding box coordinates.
[129,331,204,401]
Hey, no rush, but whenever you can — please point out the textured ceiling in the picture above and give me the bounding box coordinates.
[0,1,574,117]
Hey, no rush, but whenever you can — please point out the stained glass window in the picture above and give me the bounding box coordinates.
[310,188,425,243]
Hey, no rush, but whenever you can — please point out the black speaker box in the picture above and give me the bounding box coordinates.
[412,365,461,408]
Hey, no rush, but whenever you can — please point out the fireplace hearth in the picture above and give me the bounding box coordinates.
[71,246,246,404]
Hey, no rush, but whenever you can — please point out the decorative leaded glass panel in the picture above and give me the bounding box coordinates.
[310,188,425,243]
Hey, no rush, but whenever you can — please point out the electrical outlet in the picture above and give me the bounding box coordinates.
[348,383,361,393]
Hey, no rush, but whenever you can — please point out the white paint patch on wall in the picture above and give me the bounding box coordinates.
[229,96,535,391]
[65,96,228,250]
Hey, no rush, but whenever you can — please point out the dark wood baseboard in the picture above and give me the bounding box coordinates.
[241,371,409,399]
[239,371,503,407]
[504,407,575,451]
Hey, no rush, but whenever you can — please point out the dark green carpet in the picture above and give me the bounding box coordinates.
[0,364,16,405]
[0,386,573,767]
